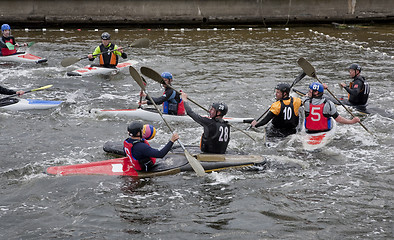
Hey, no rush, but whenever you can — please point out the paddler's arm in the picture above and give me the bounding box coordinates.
[181,92,212,126]
[251,111,275,128]
[0,39,6,48]
[88,46,101,61]
[343,81,363,97]
[145,133,179,158]
[146,88,173,105]
[0,86,18,95]
[114,45,127,59]
[334,115,360,124]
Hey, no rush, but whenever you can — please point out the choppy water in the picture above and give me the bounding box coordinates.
[0,25,393,239]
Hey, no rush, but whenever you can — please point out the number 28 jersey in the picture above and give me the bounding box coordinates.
[200,119,230,154]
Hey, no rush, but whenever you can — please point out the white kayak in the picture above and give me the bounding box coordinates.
[67,59,138,76]
[299,119,337,151]
[0,98,62,111]
[0,52,47,64]
[90,107,254,124]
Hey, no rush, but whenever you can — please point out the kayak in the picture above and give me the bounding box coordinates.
[46,152,265,177]
[66,59,138,76]
[90,107,254,124]
[0,98,62,111]
[0,52,47,64]
[299,119,337,151]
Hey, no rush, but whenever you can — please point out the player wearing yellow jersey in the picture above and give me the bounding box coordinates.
[251,83,302,137]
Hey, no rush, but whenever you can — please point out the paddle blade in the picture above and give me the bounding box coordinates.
[61,57,81,67]
[6,42,14,50]
[140,67,164,84]
[184,150,206,177]
[129,38,150,48]
[129,66,146,90]
[297,57,317,79]
[31,85,53,92]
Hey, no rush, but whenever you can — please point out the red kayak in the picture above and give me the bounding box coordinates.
[46,153,266,178]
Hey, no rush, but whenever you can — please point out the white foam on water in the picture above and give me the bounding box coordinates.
[206,171,245,185]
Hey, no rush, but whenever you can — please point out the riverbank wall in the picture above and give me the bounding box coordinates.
[0,0,393,27]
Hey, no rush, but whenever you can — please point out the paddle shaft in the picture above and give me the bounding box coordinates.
[0,85,52,101]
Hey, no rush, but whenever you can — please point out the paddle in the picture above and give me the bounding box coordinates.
[129,66,206,177]
[246,71,307,130]
[140,66,257,142]
[138,76,148,109]
[0,84,53,101]
[297,57,372,135]
[61,38,150,67]
[6,41,35,50]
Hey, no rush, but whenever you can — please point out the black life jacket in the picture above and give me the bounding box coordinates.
[200,119,230,154]
[271,97,299,129]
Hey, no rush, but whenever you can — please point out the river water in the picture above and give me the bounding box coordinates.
[0,25,393,239]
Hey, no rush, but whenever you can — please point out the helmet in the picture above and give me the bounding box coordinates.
[161,72,173,80]
[101,32,111,40]
[275,83,291,94]
[349,63,361,72]
[142,124,156,140]
[211,102,228,116]
[309,82,324,93]
[1,24,11,32]
[127,121,143,137]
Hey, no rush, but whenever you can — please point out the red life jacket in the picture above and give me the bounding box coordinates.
[305,101,330,131]
[1,38,17,56]
[177,98,185,115]
[123,139,156,171]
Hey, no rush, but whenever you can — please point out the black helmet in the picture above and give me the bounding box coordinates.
[101,32,111,40]
[211,102,228,116]
[349,63,361,72]
[275,83,291,94]
[127,121,143,137]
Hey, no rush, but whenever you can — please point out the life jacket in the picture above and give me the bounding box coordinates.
[1,37,17,56]
[271,97,299,129]
[99,43,118,67]
[200,119,230,154]
[305,99,332,132]
[348,76,370,105]
[123,138,156,171]
[162,89,185,115]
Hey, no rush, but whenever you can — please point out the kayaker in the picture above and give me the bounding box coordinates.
[340,63,370,106]
[87,32,127,68]
[0,24,27,56]
[139,72,186,115]
[124,121,179,171]
[304,82,360,133]
[250,83,302,137]
[181,92,230,154]
[0,85,24,96]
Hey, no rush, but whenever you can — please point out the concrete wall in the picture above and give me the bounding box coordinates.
[0,0,393,27]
